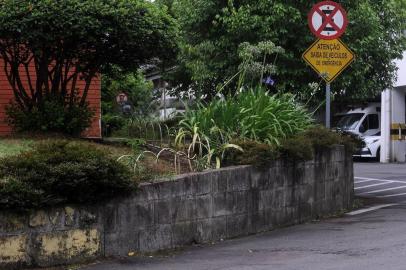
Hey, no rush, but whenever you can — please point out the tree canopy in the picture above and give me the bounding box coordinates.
[164,0,406,103]
[0,0,178,111]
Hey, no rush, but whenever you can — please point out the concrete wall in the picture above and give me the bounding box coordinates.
[0,146,354,269]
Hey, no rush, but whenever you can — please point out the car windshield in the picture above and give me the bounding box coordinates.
[336,113,364,131]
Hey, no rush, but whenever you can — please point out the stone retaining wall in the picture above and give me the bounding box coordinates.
[0,146,354,269]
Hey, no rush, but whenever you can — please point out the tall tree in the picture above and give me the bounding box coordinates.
[164,0,406,103]
[0,0,178,112]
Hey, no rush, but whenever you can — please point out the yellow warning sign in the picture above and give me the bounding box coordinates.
[302,39,354,83]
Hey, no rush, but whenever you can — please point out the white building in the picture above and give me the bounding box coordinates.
[381,51,406,162]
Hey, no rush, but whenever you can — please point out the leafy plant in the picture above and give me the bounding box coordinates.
[177,88,313,145]
[174,88,312,169]
[237,41,284,89]
[117,139,157,173]
[127,116,173,146]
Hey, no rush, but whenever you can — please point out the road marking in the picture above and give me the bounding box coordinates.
[354,182,393,190]
[358,185,406,195]
[377,192,406,198]
[346,204,398,216]
[354,179,379,184]
[355,177,406,185]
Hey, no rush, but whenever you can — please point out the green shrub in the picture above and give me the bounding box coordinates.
[102,114,127,137]
[223,139,279,168]
[279,136,314,161]
[0,140,134,210]
[223,126,364,165]
[279,126,363,161]
[6,94,94,136]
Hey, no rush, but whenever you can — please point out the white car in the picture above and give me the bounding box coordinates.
[334,103,381,160]
[355,134,381,160]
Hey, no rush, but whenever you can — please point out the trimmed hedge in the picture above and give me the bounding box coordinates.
[0,140,135,211]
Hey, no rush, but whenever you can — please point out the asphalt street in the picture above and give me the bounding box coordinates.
[354,161,406,203]
[79,161,406,270]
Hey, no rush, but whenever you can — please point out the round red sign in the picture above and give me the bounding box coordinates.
[308,1,348,40]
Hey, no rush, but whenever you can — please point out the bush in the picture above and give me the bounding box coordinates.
[0,140,134,210]
[278,126,364,161]
[6,94,94,136]
[279,135,314,161]
[223,126,364,166]
[223,139,279,168]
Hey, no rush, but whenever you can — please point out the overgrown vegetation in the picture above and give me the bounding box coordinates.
[106,40,359,172]
[173,88,313,168]
[0,140,134,210]
[177,89,312,145]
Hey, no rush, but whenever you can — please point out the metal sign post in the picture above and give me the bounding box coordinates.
[303,1,355,129]
[326,83,331,128]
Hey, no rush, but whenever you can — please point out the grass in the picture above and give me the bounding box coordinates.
[0,137,132,159]
[0,139,33,157]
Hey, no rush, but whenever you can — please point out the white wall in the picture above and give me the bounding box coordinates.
[381,52,406,163]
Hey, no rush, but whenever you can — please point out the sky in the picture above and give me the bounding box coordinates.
[395,51,406,87]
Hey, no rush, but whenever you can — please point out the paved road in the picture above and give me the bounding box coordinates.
[354,161,406,202]
[79,162,406,270]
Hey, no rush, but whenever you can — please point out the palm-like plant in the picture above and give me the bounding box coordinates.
[177,88,313,146]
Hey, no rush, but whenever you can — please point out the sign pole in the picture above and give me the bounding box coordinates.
[304,1,354,130]
[326,83,331,128]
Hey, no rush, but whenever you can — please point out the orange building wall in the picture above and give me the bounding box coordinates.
[0,60,101,138]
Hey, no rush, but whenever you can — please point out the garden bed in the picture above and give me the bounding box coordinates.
[0,137,180,179]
